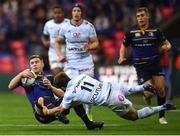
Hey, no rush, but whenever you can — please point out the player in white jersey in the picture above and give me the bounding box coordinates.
[42,6,69,75]
[42,72,176,122]
[54,3,99,120]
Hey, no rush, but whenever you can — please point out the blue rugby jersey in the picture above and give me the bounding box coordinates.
[22,75,55,107]
[123,25,166,66]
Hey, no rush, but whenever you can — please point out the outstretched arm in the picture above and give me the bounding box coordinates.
[43,104,66,115]
[43,101,79,115]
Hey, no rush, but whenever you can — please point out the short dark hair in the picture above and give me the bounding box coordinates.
[72,3,83,12]
[52,6,63,11]
[29,55,43,62]
[136,7,149,15]
[54,72,70,88]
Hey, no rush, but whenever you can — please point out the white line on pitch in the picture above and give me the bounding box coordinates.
[0,124,121,127]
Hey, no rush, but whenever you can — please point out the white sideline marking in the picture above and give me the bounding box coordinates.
[0,124,120,127]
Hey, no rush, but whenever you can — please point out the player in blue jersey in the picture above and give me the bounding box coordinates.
[41,72,176,123]
[118,7,172,124]
[8,55,69,124]
[42,6,69,75]
[54,3,99,121]
[8,55,103,130]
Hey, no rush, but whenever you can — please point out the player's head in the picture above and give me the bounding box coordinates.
[71,3,83,21]
[54,72,70,89]
[136,7,150,27]
[29,55,44,74]
[52,6,64,22]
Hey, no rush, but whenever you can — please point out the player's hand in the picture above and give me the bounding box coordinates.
[84,44,91,51]
[118,57,127,64]
[43,77,52,88]
[42,106,49,115]
[20,69,35,78]
[59,55,67,62]
[159,45,170,53]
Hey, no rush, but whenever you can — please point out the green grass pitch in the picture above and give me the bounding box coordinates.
[0,92,180,135]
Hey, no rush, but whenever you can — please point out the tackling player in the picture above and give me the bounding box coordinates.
[42,72,176,122]
[118,7,172,124]
[8,55,103,130]
[54,3,99,121]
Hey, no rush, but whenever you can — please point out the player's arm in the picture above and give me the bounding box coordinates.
[118,30,131,64]
[41,34,50,48]
[49,86,64,97]
[55,37,67,62]
[159,40,172,53]
[43,77,64,97]
[84,36,99,51]
[8,69,34,90]
[118,43,128,64]
[43,101,79,115]
[42,22,50,48]
[43,104,67,115]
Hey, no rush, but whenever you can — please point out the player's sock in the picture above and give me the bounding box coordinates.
[157,96,166,118]
[73,104,92,126]
[85,104,93,121]
[85,104,91,114]
[123,84,144,96]
[137,105,165,119]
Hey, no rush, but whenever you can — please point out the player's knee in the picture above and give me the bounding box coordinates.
[34,112,55,124]
[155,85,165,97]
[130,114,138,121]
[156,87,165,97]
[122,110,138,121]
[38,97,44,105]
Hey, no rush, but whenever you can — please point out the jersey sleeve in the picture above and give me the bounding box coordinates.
[88,23,97,38]
[61,91,74,109]
[157,28,166,45]
[58,25,66,40]
[123,31,131,47]
[43,22,49,36]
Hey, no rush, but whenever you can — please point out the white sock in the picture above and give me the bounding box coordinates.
[137,105,165,119]
[85,104,91,114]
[123,85,144,96]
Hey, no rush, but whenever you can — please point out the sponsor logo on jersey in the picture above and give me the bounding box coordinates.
[73,32,81,38]
[135,33,141,37]
[148,32,154,36]
[67,47,85,52]
[118,95,125,101]
[90,83,102,103]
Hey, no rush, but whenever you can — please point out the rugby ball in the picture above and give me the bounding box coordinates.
[21,77,35,87]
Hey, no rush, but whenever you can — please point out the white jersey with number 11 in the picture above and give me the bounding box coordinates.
[61,75,111,109]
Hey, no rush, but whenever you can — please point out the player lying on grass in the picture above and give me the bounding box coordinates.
[42,72,176,122]
[8,55,103,130]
